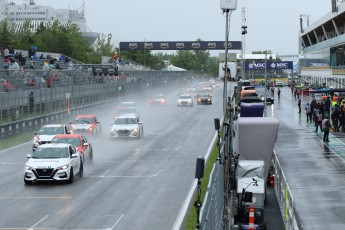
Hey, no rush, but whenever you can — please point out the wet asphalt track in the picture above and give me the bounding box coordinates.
[0,84,223,230]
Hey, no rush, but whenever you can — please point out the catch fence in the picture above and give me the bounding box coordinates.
[0,66,200,139]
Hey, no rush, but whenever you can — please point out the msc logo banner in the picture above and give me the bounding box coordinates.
[246,61,293,70]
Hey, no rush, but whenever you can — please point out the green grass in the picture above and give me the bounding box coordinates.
[0,131,34,151]
[184,138,220,229]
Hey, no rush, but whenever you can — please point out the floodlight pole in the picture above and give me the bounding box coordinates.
[264,52,267,114]
[223,9,230,116]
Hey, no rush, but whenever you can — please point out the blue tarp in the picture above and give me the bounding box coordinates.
[240,103,264,117]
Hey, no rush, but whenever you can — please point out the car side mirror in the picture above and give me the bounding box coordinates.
[71,153,78,158]
[97,121,100,123]
[139,122,143,125]
[110,122,114,125]
[34,132,37,135]
[83,143,89,146]
[27,154,32,158]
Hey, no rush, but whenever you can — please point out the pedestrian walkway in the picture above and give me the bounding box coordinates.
[270,88,345,230]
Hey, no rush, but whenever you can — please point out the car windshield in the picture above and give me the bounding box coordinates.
[51,138,81,146]
[179,95,192,99]
[114,118,137,125]
[154,95,165,99]
[38,127,65,135]
[121,102,135,107]
[74,117,94,124]
[117,108,136,114]
[198,94,209,97]
[32,147,69,159]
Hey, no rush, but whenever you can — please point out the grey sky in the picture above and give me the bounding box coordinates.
[32,0,331,56]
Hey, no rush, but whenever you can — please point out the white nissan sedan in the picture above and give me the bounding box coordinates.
[177,94,193,107]
[24,143,83,184]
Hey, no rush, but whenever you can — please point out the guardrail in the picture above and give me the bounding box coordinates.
[0,68,203,139]
[272,150,300,230]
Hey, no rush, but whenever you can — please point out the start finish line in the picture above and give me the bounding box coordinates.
[119,41,241,51]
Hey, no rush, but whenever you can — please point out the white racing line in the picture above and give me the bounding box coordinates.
[172,117,223,230]
[107,214,124,230]
[0,141,31,154]
[28,215,49,230]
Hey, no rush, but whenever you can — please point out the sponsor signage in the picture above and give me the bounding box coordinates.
[245,61,293,70]
[120,41,241,51]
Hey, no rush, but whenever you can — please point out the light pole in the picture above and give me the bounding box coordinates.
[221,0,238,117]
[144,38,146,67]
[223,9,230,116]
[264,53,267,113]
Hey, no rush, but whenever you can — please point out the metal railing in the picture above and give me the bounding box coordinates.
[0,67,198,139]
[272,150,300,230]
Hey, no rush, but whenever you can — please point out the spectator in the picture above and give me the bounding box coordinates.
[29,58,35,69]
[55,63,61,70]
[42,60,50,70]
[2,80,13,92]
[59,54,65,62]
[8,58,20,74]
[322,115,331,142]
[297,96,301,113]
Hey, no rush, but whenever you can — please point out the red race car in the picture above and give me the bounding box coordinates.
[69,115,101,135]
[150,94,167,106]
[51,134,93,162]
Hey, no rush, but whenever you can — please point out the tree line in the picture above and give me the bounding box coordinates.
[0,19,219,76]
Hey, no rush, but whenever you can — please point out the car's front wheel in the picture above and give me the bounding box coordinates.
[68,168,74,183]
[79,161,83,177]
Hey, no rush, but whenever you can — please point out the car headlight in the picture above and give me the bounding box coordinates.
[111,128,116,132]
[25,165,33,170]
[57,164,70,170]
[198,98,201,101]
[131,128,139,133]
[88,127,93,131]
[207,98,211,101]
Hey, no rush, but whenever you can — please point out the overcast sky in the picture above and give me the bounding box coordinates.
[30,0,332,56]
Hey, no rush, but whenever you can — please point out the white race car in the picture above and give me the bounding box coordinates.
[177,94,193,107]
[110,114,143,139]
[32,124,71,151]
[24,143,83,184]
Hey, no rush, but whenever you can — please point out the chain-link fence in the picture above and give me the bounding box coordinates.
[0,66,204,139]
[199,149,225,229]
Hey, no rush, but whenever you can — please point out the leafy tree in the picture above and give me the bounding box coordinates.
[171,50,195,70]
[0,19,14,49]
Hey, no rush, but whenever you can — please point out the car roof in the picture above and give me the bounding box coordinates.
[121,101,136,105]
[180,94,192,97]
[38,143,71,148]
[116,114,138,119]
[75,115,96,118]
[53,134,83,138]
[43,124,65,128]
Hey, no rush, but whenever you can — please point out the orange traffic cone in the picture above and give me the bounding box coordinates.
[249,205,255,230]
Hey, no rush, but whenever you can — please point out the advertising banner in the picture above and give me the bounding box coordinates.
[120,41,241,51]
[245,61,293,70]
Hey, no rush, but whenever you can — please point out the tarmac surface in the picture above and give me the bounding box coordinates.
[269,87,345,230]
